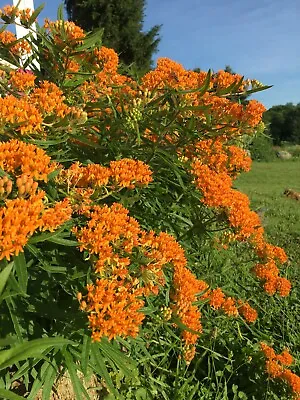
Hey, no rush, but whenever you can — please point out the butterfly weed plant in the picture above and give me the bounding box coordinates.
[0,4,299,400]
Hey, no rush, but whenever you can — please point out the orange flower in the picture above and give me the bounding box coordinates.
[221,297,238,317]
[0,139,55,181]
[109,159,153,188]
[80,279,145,341]
[209,288,225,309]
[172,264,208,362]
[261,343,300,397]
[0,95,42,134]
[9,69,36,92]
[30,81,70,118]
[238,302,258,323]
[40,198,72,232]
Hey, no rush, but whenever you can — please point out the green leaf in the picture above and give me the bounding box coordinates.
[57,4,64,21]
[47,236,78,247]
[0,389,25,400]
[0,263,13,298]
[245,85,272,95]
[198,69,212,96]
[41,361,57,400]
[28,3,45,26]
[81,335,91,377]
[28,227,67,244]
[13,253,28,294]
[0,337,74,371]
[99,339,137,380]
[76,28,103,51]
[91,343,121,399]
[62,349,90,400]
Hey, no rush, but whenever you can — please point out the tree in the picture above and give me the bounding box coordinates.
[264,103,300,145]
[64,0,161,73]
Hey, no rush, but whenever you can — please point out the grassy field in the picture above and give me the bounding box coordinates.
[236,160,300,263]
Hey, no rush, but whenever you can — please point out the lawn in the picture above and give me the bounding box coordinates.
[236,160,300,262]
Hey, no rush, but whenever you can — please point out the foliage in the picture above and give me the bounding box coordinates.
[264,102,300,145]
[64,0,161,73]
[249,134,276,162]
[0,4,299,400]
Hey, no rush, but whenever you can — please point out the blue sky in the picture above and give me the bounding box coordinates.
[1,0,299,109]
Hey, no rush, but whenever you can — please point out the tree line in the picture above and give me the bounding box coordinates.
[263,103,300,145]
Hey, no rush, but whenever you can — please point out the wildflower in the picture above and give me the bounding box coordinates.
[40,198,72,232]
[80,279,145,341]
[209,288,225,309]
[238,301,258,323]
[0,139,55,181]
[9,69,36,92]
[0,95,42,134]
[109,159,153,188]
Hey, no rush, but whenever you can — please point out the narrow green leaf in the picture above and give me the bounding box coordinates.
[76,28,103,51]
[0,389,25,400]
[28,3,45,26]
[63,349,90,400]
[81,335,91,377]
[47,236,78,246]
[99,339,137,379]
[198,69,212,96]
[91,343,121,399]
[41,361,57,400]
[28,227,66,244]
[5,299,23,342]
[0,337,74,371]
[56,4,64,20]
[0,263,13,298]
[13,253,28,294]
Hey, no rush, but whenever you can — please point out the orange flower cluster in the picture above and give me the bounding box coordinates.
[0,193,72,260]
[0,140,71,259]
[80,279,145,341]
[75,202,208,352]
[40,198,72,232]
[30,81,70,118]
[188,139,252,176]
[93,46,119,73]
[140,58,265,136]
[63,159,152,190]
[74,203,140,269]
[139,230,188,295]
[208,287,257,322]
[9,69,36,92]
[0,95,42,134]
[261,343,300,398]
[190,139,290,296]
[212,70,243,91]
[0,30,31,55]
[142,57,209,91]
[253,260,291,296]
[171,264,208,362]
[0,5,32,22]
[0,139,55,181]
[110,159,153,188]
[44,19,85,47]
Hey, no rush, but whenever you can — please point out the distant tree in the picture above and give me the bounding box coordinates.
[264,103,300,145]
[64,0,161,73]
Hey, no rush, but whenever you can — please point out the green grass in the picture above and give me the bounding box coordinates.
[236,160,300,261]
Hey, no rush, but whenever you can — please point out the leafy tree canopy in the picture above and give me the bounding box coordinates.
[264,103,300,145]
[64,0,161,73]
